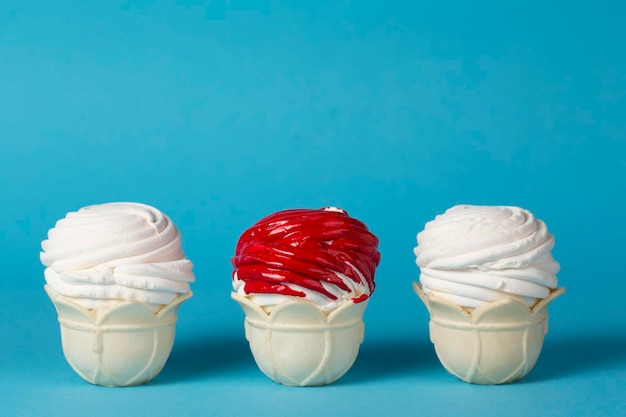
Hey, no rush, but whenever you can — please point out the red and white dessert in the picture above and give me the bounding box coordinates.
[231,207,381,386]
[232,207,380,313]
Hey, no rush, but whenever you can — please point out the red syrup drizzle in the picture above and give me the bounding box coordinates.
[232,208,381,304]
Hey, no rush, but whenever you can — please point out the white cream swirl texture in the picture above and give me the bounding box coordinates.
[414,205,559,308]
[41,202,194,310]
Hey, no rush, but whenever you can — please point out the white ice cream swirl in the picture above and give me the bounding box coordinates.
[41,202,194,310]
[414,205,559,308]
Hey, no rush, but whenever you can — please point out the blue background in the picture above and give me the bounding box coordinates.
[1,1,625,416]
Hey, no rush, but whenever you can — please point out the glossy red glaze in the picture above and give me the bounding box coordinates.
[232,208,381,303]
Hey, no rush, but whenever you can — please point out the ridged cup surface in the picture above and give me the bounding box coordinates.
[414,283,563,384]
[46,286,191,386]
[233,293,367,386]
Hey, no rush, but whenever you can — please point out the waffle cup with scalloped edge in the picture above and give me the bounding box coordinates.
[414,282,564,384]
[45,285,191,386]
[232,292,367,386]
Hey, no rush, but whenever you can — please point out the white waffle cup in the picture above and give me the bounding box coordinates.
[45,285,191,386]
[232,292,367,386]
[414,282,564,384]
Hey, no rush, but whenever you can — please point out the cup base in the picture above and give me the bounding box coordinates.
[414,283,564,384]
[46,286,191,386]
[233,292,367,386]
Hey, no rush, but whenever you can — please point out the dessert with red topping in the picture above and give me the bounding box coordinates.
[232,206,380,312]
[231,207,380,386]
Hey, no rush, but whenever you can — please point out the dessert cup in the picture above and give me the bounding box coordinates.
[232,292,367,386]
[45,285,191,386]
[414,283,564,384]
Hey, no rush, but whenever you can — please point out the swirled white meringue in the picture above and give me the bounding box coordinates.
[414,205,559,308]
[41,203,194,311]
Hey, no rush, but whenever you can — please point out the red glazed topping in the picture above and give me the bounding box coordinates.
[232,208,381,307]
